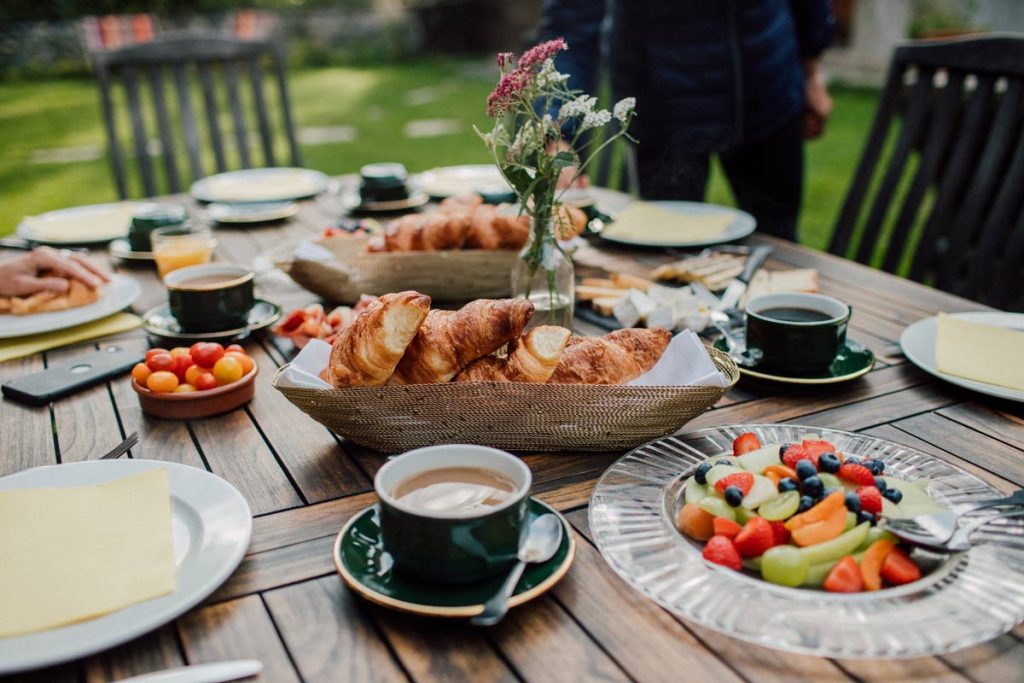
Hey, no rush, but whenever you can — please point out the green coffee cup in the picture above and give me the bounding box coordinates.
[129,204,188,252]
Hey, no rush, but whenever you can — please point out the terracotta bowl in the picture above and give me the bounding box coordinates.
[132,365,258,419]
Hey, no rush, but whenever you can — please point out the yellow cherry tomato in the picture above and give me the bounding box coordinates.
[173,383,197,393]
[170,346,192,358]
[212,356,244,385]
[184,364,205,386]
[146,370,179,393]
[131,362,152,385]
[224,351,254,375]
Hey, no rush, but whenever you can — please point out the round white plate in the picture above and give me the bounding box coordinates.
[17,202,152,245]
[0,459,251,674]
[0,274,141,339]
[414,164,509,198]
[109,238,154,261]
[207,200,300,224]
[191,168,330,203]
[900,312,1024,403]
[599,201,756,248]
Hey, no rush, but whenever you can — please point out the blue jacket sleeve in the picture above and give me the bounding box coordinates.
[788,0,835,58]
[537,0,607,95]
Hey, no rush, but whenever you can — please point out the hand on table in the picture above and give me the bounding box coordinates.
[0,246,109,298]
[803,58,833,140]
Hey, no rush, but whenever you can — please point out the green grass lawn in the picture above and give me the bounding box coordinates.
[0,59,878,250]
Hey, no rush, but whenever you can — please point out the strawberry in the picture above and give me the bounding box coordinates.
[856,486,883,515]
[782,443,815,470]
[823,555,864,593]
[702,535,742,570]
[733,517,775,558]
[712,517,743,538]
[733,432,761,456]
[713,472,754,496]
[768,520,791,546]
[839,462,876,487]
[880,548,922,586]
[802,439,837,461]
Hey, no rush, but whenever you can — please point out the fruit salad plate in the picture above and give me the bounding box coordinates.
[589,424,1024,659]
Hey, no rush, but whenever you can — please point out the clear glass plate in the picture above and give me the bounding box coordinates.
[589,424,1024,659]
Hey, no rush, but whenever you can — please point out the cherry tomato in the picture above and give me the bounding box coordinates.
[173,383,197,393]
[145,348,169,363]
[146,370,179,393]
[146,352,175,373]
[170,346,192,358]
[212,356,244,385]
[195,372,218,391]
[225,344,245,354]
[224,351,254,375]
[172,354,193,381]
[191,342,225,369]
[184,364,205,386]
[131,363,152,385]
[190,342,204,354]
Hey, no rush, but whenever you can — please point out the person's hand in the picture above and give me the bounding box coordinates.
[0,246,110,298]
[803,59,832,140]
[550,139,590,190]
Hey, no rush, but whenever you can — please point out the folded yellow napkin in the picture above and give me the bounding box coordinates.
[602,202,732,242]
[0,470,176,638]
[0,312,142,363]
[935,313,1024,391]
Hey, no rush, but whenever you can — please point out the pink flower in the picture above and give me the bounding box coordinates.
[517,38,567,70]
[487,67,531,117]
[496,52,514,70]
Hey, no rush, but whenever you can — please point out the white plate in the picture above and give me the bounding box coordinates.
[207,201,300,224]
[414,164,509,198]
[0,459,251,674]
[0,274,142,339]
[900,312,1024,403]
[600,201,756,248]
[17,202,152,245]
[191,168,330,203]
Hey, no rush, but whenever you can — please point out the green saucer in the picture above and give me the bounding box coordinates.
[333,498,575,618]
[714,338,875,385]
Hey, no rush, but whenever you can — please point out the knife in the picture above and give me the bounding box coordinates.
[718,245,773,312]
[115,659,263,683]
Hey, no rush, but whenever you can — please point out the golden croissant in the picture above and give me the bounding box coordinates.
[454,326,572,383]
[389,298,535,384]
[320,291,431,387]
[547,327,672,384]
[0,278,100,316]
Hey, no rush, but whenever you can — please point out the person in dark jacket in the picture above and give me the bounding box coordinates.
[539,0,834,241]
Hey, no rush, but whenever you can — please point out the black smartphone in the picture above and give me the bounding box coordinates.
[1,345,144,406]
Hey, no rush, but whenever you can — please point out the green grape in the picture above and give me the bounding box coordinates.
[758,490,800,521]
[798,522,870,565]
[819,472,842,490]
[698,496,736,521]
[760,545,810,587]
[734,506,756,524]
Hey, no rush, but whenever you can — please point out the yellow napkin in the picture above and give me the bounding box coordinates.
[0,470,176,638]
[0,313,142,363]
[935,313,1024,391]
[603,202,732,242]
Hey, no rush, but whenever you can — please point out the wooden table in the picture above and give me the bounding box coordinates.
[3,192,1024,683]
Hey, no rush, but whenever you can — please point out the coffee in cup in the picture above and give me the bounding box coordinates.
[164,263,255,333]
[375,444,532,584]
[745,292,851,374]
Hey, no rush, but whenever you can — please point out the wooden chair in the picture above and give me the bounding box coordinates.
[828,35,1024,311]
[94,33,301,199]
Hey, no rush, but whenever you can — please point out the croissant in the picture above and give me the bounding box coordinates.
[454,326,572,383]
[547,327,672,384]
[389,298,535,384]
[320,291,431,387]
[554,205,588,240]
[366,212,470,252]
[464,204,530,250]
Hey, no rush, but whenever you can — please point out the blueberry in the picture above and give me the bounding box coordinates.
[883,488,903,504]
[694,462,713,485]
[818,453,841,473]
[778,477,799,493]
[715,459,732,467]
[857,510,877,526]
[874,477,887,492]
[844,456,863,466]
[724,485,744,507]
[844,491,862,513]
[802,475,824,498]
[795,460,818,480]
[797,495,815,513]
[779,443,793,457]
[870,458,885,474]
[864,458,885,475]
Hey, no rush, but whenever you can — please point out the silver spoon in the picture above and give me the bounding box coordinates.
[471,514,563,626]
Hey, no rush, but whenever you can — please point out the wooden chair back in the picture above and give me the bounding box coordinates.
[94,33,301,199]
[829,35,1024,310]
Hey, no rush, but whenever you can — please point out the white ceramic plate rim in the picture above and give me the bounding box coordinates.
[0,459,251,674]
[600,201,757,248]
[414,165,508,198]
[207,201,300,223]
[16,202,153,245]
[190,168,329,203]
[0,274,141,339]
[900,312,1024,403]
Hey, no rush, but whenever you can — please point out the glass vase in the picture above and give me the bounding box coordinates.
[511,214,575,330]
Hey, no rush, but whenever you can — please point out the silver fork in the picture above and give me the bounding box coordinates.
[882,489,1024,544]
[100,431,139,460]
[892,508,1024,553]
[690,281,759,365]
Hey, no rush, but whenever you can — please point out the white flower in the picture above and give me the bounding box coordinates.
[580,109,612,131]
[613,97,636,122]
[558,94,597,120]
[535,59,570,88]
[508,121,542,157]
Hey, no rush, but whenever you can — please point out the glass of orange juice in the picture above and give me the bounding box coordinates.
[152,225,217,279]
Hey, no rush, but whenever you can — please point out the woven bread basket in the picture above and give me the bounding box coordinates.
[273,346,738,453]
[279,235,518,304]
